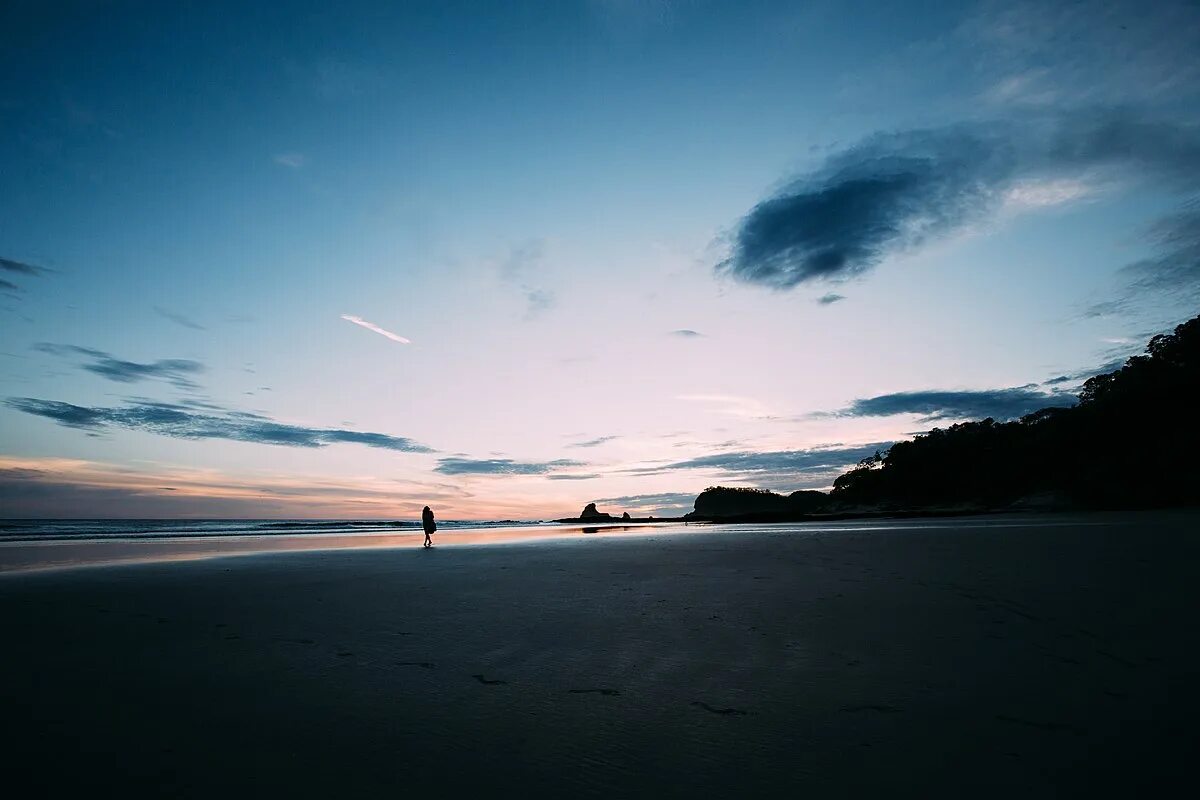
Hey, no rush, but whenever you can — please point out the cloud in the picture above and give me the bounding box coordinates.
[523,287,556,319]
[5,398,434,453]
[434,457,585,476]
[545,473,601,480]
[591,491,697,513]
[0,257,49,276]
[677,394,774,419]
[1,256,51,294]
[632,443,892,476]
[273,152,307,169]
[341,315,411,344]
[567,435,619,448]
[34,343,204,389]
[1108,203,1200,304]
[0,456,462,519]
[670,329,704,337]
[498,240,556,319]
[1043,357,1129,386]
[816,293,845,305]
[622,443,892,492]
[716,109,1200,289]
[154,306,206,330]
[838,387,1074,421]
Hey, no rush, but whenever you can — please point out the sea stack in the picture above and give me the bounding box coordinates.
[579,503,615,521]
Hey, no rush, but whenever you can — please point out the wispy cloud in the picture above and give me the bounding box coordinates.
[716,109,1200,289]
[154,306,206,331]
[5,397,434,453]
[341,315,411,344]
[670,329,704,337]
[498,240,556,320]
[434,457,585,476]
[34,343,204,390]
[273,152,308,169]
[677,394,775,419]
[816,293,845,305]
[1,256,51,295]
[567,435,619,448]
[1,257,49,276]
[545,473,601,481]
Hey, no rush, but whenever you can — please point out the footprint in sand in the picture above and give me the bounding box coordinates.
[472,674,507,685]
[691,701,748,716]
[568,688,620,696]
[336,651,354,658]
[396,661,436,669]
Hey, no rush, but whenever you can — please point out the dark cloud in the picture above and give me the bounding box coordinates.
[434,457,585,476]
[1,256,51,295]
[817,293,846,305]
[567,435,619,448]
[0,257,49,276]
[154,307,206,331]
[717,110,1200,289]
[4,397,433,453]
[545,473,601,481]
[649,444,889,475]
[670,329,703,337]
[627,443,891,489]
[1043,358,1129,386]
[840,387,1074,422]
[34,343,205,389]
[1114,204,1200,301]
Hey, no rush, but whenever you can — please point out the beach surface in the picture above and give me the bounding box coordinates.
[2,512,1197,797]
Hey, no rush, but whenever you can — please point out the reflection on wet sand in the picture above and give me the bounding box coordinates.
[0,522,694,573]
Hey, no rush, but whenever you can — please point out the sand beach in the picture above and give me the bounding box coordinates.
[2,512,1197,797]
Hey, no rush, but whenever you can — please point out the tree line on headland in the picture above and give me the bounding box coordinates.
[681,313,1200,522]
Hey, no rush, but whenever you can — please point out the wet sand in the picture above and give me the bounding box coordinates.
[2,512,1197,797]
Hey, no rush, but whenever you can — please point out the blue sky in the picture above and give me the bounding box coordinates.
[2,0,1198,518]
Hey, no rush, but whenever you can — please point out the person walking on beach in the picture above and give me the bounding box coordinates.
[422,505,436,548]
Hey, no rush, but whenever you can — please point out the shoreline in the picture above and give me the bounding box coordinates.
[0,508,1175,575]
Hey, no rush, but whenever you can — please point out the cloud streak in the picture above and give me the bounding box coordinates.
[567,435,619,448]
[716,109,1200,289]
[341,315,411,344]
[155,307,206,330]
[34,343,204,389]
[1,256,51,294]
[434,457,585,476]
[5,398,433,453]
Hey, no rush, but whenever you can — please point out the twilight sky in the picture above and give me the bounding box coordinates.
[2,0,1199,519]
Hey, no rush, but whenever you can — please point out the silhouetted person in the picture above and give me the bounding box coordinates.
[421,505,436,548]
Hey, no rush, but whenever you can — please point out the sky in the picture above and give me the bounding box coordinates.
[2,0,1199,519]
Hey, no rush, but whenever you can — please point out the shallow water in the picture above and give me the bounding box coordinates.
[0,513,1116,573]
